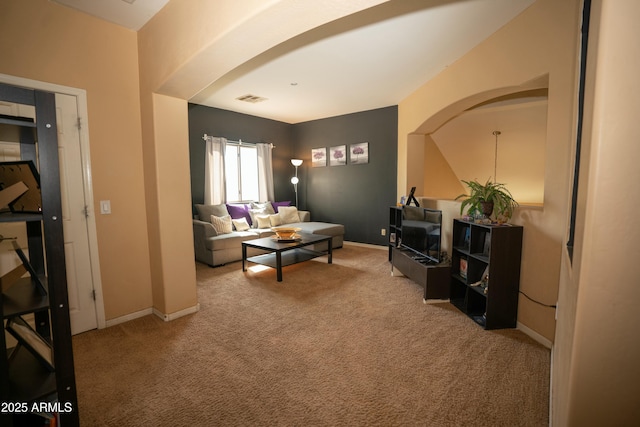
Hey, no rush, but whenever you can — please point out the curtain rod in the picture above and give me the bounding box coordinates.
[202,134,274,148]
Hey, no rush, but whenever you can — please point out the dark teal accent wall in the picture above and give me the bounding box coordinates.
[188,104,295,206]
[188,104,398,245]
[291,106,398,245]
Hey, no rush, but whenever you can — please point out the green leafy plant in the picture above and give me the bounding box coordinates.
[455,178,519,221]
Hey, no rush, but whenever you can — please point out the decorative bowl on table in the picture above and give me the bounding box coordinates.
[271,227,302,241]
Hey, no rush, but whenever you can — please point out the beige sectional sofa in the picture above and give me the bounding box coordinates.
[193,202,344,267]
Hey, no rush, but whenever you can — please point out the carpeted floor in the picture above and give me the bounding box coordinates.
[73,244,550,426]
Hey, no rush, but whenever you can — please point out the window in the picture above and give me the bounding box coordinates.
[225,143,259,202]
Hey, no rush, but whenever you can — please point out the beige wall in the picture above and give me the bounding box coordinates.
[147,93,197,315]
[558,0,640,424]
[422,135,464,200]
[398,0,580,344]
[0,0,153,320]
[430,99,548,205]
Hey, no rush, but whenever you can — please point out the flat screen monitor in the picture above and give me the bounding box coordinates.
[400,206,442,263]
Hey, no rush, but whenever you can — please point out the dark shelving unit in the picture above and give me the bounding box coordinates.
[450,218,523,329]
[0,83,79,426]
[388,206,403,261]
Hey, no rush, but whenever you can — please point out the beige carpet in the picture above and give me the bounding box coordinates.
[73,245,550,426]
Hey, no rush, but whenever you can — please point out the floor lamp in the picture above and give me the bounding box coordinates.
[291,159,302,206]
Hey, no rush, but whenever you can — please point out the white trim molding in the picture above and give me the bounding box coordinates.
[153,304,200,322]
[517,321,553,349]
[104,308,154,328]
[102,303,200,328]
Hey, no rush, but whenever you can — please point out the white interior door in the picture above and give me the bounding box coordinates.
[0,93,98,334]
[55,93,98,334]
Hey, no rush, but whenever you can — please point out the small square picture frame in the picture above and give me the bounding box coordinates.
[329,145,347,166]
[311,148,327,167]
[349,142,369,164]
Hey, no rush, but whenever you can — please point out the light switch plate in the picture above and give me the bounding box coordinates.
[100,200,111,214]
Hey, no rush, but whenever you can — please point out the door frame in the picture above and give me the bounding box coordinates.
[0,73,106,330]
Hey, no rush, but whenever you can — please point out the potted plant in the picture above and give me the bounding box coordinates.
[456,178,519,222]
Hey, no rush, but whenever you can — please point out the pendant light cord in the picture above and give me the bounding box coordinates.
[493,130,501,182]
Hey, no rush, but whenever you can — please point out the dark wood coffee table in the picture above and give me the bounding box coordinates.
[242,232,333,281]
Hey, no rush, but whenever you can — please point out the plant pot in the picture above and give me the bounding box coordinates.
[480,201,494,217]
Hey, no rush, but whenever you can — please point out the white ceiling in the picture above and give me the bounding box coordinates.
[53,0,535,124]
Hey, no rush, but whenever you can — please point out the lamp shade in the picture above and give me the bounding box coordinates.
[291,159,303,167]
[290,176,299,185]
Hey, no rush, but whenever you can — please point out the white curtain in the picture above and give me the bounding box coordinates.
[257,143,275,202]
[204,136,227,205]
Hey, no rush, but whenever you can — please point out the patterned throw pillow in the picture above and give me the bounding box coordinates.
[210,215,232,234]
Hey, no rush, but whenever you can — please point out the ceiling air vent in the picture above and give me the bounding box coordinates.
[236,94,268,104]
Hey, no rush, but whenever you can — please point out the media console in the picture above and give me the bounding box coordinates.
[389,206,450,301]
[391,246,451,301]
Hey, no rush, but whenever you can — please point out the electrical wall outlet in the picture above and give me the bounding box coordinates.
[381,228,386,236]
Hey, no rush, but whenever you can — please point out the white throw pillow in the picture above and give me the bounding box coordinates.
[279,206,300,224]
[255,215,272,229]
[250,201,275,215]
[210,215,232,234]
[248,208,265,228]
[269,214,282,227]
[232,217,250,231]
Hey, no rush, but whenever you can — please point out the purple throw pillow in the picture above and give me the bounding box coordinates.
[226,203,252,226]
[271,201,291,213]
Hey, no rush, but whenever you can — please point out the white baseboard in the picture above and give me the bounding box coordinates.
[105,308,153,328]
[104,304,200,327]
[153,304,200,322]
[517,321,553,349]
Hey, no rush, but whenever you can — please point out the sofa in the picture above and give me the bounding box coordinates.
[193,201,345,267]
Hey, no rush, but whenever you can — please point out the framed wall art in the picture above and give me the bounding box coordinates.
[329,145,347,166]
[312,147,327,167]
[350,142,369,164]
